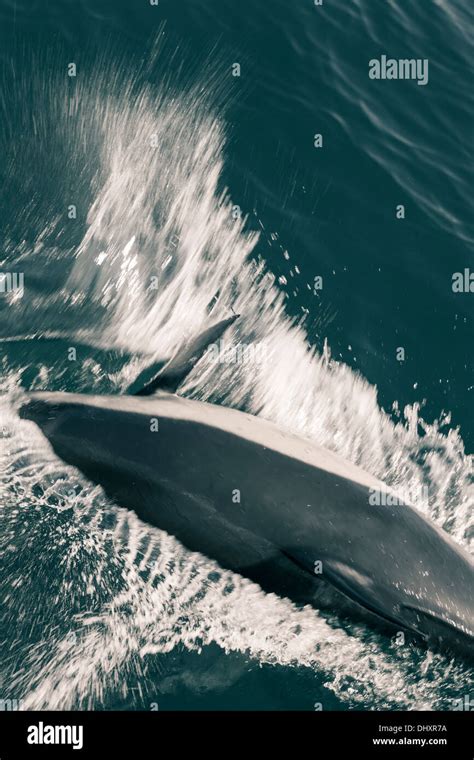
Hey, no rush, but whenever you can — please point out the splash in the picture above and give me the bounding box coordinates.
[0,40,472,710]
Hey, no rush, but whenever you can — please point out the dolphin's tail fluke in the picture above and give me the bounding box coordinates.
[127,314,239,396]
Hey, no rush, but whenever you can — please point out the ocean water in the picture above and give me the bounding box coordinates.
[0,0,473,710]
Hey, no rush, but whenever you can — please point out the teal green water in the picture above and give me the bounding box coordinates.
[0,0,472,710]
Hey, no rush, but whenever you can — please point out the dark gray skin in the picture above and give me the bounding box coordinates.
[19,389,474,659]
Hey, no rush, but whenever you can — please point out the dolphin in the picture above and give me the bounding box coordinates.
[18,316,474,658]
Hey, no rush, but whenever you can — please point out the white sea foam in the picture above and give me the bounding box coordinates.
[0,42,472,710]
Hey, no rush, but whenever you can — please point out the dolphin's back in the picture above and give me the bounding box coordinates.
[20,391,474,655]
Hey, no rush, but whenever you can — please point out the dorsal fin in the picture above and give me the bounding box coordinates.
[128,314,239,396]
